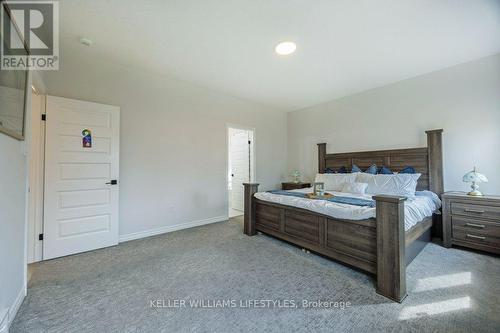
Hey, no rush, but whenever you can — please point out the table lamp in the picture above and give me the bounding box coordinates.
[463,167,488,196]
[291,170,301,183]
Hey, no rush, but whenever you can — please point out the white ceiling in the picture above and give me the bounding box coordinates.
[57,0,500,111]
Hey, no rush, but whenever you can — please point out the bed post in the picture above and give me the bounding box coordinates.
[426,129,444,196]
[373,195,407,303]
[243,183,259,236]
[317,143,326,173]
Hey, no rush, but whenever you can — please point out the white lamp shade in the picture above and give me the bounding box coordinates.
[463,169,488,183]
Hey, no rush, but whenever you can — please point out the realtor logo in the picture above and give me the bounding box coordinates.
[1,0,59,70]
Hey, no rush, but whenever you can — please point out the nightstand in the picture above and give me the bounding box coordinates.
[282,182,311,190]
[442,191,500,255]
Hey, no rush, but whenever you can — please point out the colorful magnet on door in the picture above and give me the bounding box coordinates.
[82,129,92,148]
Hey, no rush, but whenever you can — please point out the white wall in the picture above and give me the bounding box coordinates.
[0,128,26,329]
[0,72,33,329]
[288,54,500,195]
[42,51,287,238]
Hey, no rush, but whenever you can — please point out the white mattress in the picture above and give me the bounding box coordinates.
[254,188,441,231]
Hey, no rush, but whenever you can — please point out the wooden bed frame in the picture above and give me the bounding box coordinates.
[243,129,443,302]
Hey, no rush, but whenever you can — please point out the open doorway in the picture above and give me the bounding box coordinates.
[26,95,121,262]
[227,126,255,218]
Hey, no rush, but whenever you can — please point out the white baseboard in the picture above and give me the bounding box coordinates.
[0,286,26,333]
[119,215,228,243]
[9,287,25,327]
[0,308,8,333]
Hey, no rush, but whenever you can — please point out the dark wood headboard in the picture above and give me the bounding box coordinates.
[317,129,444,195]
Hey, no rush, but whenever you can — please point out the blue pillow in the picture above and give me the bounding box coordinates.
[365,164,378,175]
[338,166,348,174]
[378,166,393,174]
[400,166,416,174]
[351,164,362,173]
[325,167,335,173]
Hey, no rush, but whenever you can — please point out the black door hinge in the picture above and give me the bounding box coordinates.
[41,114,46,121]
[38,233,44,241]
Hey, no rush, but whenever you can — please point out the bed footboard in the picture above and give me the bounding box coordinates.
[243,184,410,303]
[373,195,407,302]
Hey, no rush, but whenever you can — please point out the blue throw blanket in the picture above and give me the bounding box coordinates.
[267,190,375,207]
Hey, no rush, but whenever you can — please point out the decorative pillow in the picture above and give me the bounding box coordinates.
[351,164,362,173]
[378,166,393,174]
[338,166,348,174]
[315,173,357,191]
[340,182,368,195]
[400,166,417,174]
[325,167,335,173]
[355,173,421,197]
[365,164,378,175]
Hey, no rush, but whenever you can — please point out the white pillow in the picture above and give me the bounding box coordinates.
[355,173,421,197]
[314,173,357,191]
[340,182,368,195]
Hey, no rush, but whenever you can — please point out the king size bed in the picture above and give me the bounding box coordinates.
[243,129,444,302]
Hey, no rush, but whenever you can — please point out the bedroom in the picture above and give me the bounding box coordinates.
[0,0,499,332]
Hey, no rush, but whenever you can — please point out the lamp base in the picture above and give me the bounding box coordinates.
[467,190,483,196]
[467,182,483,196]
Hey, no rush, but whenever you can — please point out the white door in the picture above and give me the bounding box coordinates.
[43,96,120,260]
[229,129,251,212]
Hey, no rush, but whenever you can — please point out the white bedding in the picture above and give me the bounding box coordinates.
[254,188,441,231]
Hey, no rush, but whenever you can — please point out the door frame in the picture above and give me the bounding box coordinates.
[26,87,46,264]
[226,123,256,217]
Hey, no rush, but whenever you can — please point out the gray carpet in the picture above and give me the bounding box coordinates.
[12,217,500,333]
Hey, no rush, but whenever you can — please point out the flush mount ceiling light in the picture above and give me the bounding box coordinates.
[275,41,296,55]
[79,37,93,46]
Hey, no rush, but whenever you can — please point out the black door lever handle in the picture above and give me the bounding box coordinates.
[106,180,118,185]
